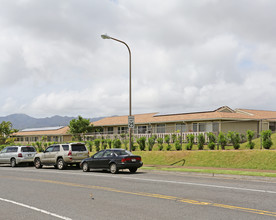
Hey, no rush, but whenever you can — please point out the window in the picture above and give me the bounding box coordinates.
[199,123,206,132]
[193,123,198,132]
[108,127,114,134]
[62,145,69,151]
[213,122,219,132]
[138,126,147,134]
[71,144,87,151]
[94,151,105,158]
[45,146,54,153]
[53,146,60,152]
[118,127,128,134]
[21,147,36,152]
[1,148,8,153]
[157,124,165,133]
[7,147,18,153]
[176,124,186,132]
[103,150,113,157]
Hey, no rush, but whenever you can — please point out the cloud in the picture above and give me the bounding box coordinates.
[1,0,276,118]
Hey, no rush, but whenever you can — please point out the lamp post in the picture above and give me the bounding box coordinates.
[101,34,132,151]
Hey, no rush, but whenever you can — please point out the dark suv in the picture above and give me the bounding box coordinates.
[34,143,89,170]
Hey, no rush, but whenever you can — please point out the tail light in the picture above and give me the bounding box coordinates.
[68,150,72,156]
[18,153,23,158]
[121,157,141,163]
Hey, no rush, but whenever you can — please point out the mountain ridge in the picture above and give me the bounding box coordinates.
[0,113,104,130]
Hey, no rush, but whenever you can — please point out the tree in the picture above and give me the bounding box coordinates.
[218,132,227,150]
[0,121,15,144]
[207,132,216,150]
[227,131,240,150]
[261,130,273,149]
[197,133,205,150]
[68,116,93,141]
[246,130,255,149]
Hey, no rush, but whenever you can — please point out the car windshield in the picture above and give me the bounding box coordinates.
[72,144,86,151]
[21,147,36,152]
[114,150,133,156]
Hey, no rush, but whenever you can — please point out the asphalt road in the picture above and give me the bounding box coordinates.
[0,165,276,220]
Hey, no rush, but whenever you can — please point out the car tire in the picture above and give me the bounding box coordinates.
[57,158,66,170]
[110,163,118,174]
[129,168,137,173]
[82,162,89,172]
[34,158,42,169]
[11,158,16,168]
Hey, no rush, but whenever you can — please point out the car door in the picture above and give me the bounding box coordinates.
[0,148,8,163]
[42,146,54,164]
[100,150,115,169]
[49,145,60,164]
[89,150,105,168]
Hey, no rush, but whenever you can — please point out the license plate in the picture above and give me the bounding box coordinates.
[28,154,32,157]
[131,159,136,162]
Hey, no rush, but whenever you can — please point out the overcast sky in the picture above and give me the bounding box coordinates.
[0,0,276,118]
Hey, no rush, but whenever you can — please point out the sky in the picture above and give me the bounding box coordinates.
[0,0,276,118]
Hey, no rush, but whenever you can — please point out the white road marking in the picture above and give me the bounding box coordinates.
[1,167,276,194]
[0,197,72,220]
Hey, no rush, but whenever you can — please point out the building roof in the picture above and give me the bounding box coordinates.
[92,106,276,127]
[13,126,70,136]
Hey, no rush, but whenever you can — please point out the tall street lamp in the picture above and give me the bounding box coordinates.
[101,34,133,151]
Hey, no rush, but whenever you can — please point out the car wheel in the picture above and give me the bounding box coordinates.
[57,158,66,170]
[129,168,137,173]
[110,163,118,174]
[35,158,42,169]
[11,158,16,168]
[82,162,89,172]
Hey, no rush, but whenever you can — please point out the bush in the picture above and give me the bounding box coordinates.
[137,137,146,151]
[186,134,194,150]
[157,137,164,151]
[174,140,182,151]
[94,139,101,151]
[113,139,122,149]
[166,143,172,151]
[147,137,155,151]
[261,130,273,149]
[131,138,136,151]
[86,141,93,152]
[35,141,43,152]
[164,135,171,151]
[164,135,170,145]
[102,140,107,150]
[246,130,255,149]
[207,133,216,150]
[197,133,205,150]
[227,131,240,150]
[171,134,177,143]
[107,139,112,149]
[218,132,227,150]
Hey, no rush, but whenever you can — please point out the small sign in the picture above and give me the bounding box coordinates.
[128,116,135,128]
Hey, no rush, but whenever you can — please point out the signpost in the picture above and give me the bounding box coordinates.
[128,116,135,129]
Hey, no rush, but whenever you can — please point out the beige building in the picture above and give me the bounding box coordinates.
[11,106,276,143]
[13,126,72,144]
[90,106,276,140]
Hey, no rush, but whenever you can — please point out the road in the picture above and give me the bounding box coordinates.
[0,166,276,220]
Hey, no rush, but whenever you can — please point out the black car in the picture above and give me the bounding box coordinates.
[80,149,143,174]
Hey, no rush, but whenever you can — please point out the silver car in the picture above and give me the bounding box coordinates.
[0,146,37,167]
[34,143,89,170]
